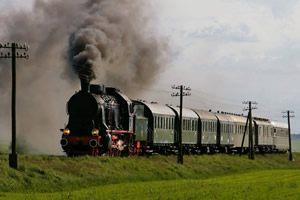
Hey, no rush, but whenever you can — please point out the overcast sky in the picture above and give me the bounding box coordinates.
[1,0,300,133]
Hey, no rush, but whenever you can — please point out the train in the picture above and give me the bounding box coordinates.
[60,80,289,156]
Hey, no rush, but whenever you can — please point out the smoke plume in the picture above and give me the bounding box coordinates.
[69,0,168,88]
[0,0,169,154]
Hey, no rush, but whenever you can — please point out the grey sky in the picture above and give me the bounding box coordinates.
[1,0,299,133]
[148,0,300,133]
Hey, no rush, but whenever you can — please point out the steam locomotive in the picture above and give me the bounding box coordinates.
[60,81,289,156]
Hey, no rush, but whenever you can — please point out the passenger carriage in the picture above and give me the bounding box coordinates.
[253,118,274,152]
[193,110,218,153]
[271,121,289,152]
[224,114,249,152]
[215,112,234,153]
[169,106,199,154]
[136,102,176,154]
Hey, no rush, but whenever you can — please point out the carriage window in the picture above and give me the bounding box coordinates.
[192,120,196,131]
[192,121,194,131]
[166,118,169,129]
[187,119,189,131]
[226,124,228,133]
[187,120,189,131]
[227,124,229,133]
[185,119,188,131]
[207,122,209,132]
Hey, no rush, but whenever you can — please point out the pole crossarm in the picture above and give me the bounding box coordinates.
[0,42,29,59]
[243,101,258,111]
[171,85,191,164]
[0,42,29,169]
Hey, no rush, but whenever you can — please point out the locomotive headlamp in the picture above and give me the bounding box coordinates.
[63,128,70,135]
[91,129,99,136]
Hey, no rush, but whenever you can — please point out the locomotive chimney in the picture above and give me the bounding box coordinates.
[80,78,90,92]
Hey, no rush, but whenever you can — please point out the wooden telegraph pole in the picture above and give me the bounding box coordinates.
[282,110,294,161]
[243,101,257,160]
[0,42,29,169]
[171,85,191,164]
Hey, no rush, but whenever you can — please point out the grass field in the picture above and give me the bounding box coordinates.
[0,153,300,199]
[1,170,300,200]
[292,140,300,152]
[0,144,8,154]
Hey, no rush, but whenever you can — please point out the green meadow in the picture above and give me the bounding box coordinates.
[292,140,300,152]
[0,153,299,199]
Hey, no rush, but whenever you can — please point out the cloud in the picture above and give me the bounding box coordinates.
[188,23,257,43]
[151,0,300,132]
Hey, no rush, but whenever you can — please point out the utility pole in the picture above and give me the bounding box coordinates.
[239,112,249,156]
[282,110,294,161]
[0,42,29,169]
[171,85,191,164]
[243,101,257,160]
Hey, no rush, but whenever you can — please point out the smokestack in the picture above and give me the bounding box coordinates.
[80,78,90,92]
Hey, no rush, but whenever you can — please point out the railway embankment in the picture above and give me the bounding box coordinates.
[0,153,299,194]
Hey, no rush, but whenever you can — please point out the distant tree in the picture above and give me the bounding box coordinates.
[292,134,300,140]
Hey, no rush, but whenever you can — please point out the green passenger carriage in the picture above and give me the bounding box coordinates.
[193,110,218,153]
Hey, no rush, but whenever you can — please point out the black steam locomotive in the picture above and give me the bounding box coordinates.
[60,81,289,156]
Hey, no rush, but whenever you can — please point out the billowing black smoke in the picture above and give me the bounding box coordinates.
[69,0,168,89]
[0,0,169,154]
